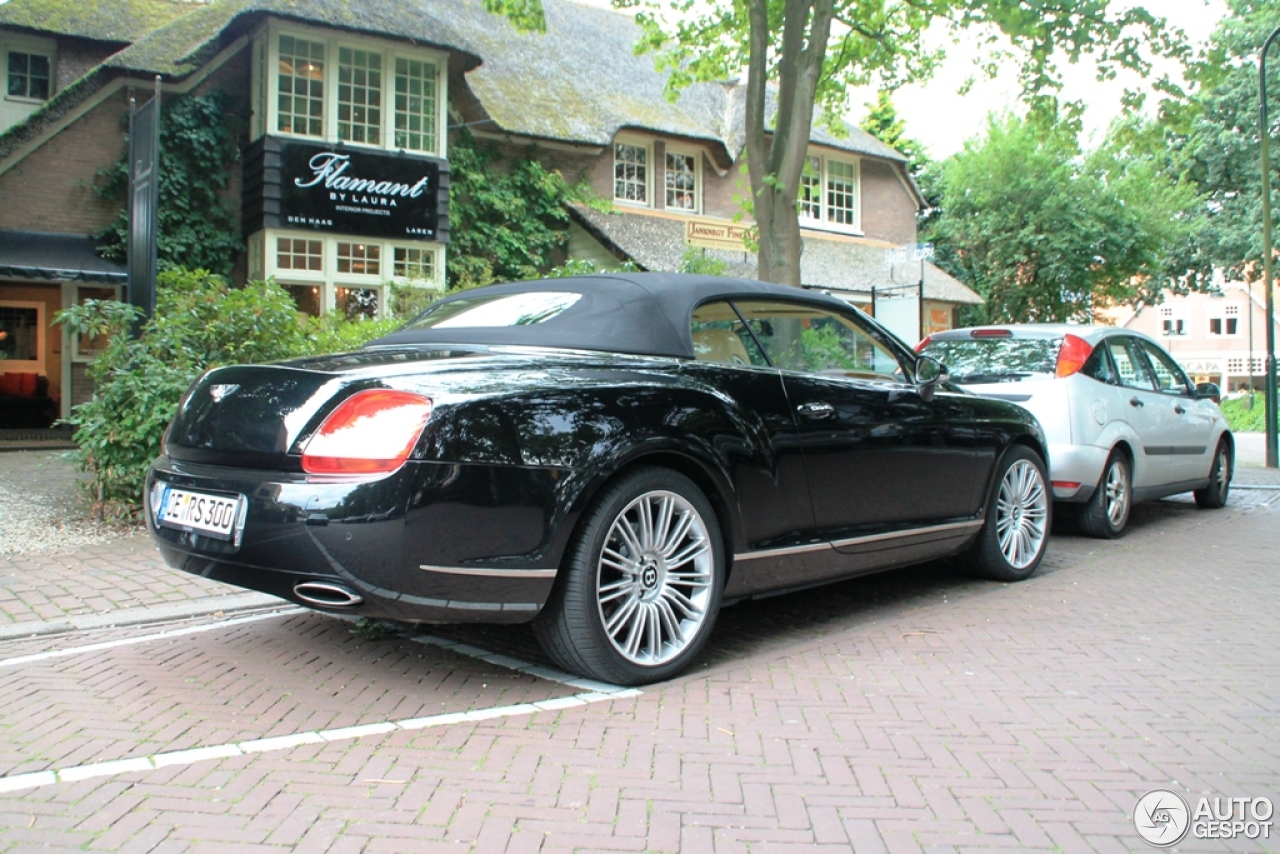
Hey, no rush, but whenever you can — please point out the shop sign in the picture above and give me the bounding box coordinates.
[281,142,441,239]
[684,218,751,251]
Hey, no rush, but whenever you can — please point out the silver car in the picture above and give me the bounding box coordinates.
[917,325,1233,537]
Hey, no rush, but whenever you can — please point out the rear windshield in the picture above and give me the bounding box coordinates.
[404,291,582,329]
[920,337,1062,383]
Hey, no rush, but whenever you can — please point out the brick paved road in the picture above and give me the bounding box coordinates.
[0,491,1276,852]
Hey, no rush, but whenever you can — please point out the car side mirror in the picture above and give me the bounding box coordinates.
[915,355,948,402]
[1195,382,1221,404]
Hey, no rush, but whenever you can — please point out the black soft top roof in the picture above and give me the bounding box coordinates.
[368,273,855,358]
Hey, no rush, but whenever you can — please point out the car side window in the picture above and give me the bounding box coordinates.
[690,301,769,367]
[729,300,904,380]
[1105,338,1156,391]
[1139,341,1191,396]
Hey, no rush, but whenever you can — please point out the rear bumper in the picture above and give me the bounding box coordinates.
[147,456,571,624]
[1047,442,1108,502]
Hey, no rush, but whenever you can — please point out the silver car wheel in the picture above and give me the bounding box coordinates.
[995,459,1049,570]
[596,490,714,666]
[1103,458,1130,527]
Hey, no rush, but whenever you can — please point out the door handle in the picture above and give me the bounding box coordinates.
[1174,404,1187,415]
[1129,397,1145,408]
[797,401,835,419]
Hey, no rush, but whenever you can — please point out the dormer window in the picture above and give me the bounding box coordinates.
[260,24,445,155]
[614,141,650,205]
[799,152,861,233]
[665,147,699,212]
[6,50,50,101]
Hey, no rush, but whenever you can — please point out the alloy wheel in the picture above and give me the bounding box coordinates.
[995,459,1049,570]
[1103,459,1130,528]
[596,490,714,666]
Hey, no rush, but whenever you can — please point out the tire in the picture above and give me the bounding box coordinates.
[1194,439,1231,509]
[532,467,725,685]
[968,445,1051,581]
[1077,450,1131,539]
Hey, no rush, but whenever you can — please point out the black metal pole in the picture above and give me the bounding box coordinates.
[1259,26,1280,467]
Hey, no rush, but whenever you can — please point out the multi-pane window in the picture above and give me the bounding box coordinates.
[336,242,380,275]
[798,154,859,230]
[7,51,50,100]
[276,237,323,271]
[394,58,437,153]
[800,157,821,220]
[826,159,857,226]
[270,32,442,154]
[393,246,436,282]
[1209,303,1241,336]
[614,143,648,204]
[277,35,325,136]
[338,47,382,144]
[665,151,697,211]
[1159,306,1184,336]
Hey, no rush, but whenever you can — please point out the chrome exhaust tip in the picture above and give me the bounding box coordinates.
[293,581,364,608]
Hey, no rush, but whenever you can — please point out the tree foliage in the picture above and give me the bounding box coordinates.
[96,91,242,275]
[926,114,1203,323]
[859,91,928,179]
[617,0,1189,286]
[1169,0,1280,284]
[446,129,584,290]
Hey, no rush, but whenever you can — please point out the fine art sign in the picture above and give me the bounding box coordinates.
[684,217,751,252]
[280,142,441,240]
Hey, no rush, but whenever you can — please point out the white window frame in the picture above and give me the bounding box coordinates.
[663,144,702,214]
[797,150,862,235]
[0,300,45,373]
[613,135,653,208]
[3,39,54,105]
[255,229,445,318]
[260,21,448,156]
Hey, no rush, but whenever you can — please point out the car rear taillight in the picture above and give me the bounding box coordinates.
[1055,334,1094,378]
[301,389,433,475]
[914,335,933,353]
[969,328,1013,338]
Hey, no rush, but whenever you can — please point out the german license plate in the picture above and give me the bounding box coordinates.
[155,487,245,541]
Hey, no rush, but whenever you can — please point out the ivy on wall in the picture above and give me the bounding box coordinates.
[447,129,591,290]
[96,90,242,275]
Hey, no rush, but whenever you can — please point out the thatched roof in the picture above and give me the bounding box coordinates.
[569,204,981,305]
[1,0,907,169]
[0,0,203,44]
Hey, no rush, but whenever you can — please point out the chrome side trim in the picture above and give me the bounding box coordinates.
[732,541,832,562]
[830,519,983,550]
[734,520,983,562]
[418,565,558,579]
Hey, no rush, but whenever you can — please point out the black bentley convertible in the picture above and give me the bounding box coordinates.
[148,273,1050,684]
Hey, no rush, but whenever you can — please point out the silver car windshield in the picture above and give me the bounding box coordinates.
[922,337,1062,383]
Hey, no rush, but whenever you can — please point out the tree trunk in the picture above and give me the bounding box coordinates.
[745,0,833,286]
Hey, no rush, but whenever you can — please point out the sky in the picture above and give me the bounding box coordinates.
[883,0,1231,158]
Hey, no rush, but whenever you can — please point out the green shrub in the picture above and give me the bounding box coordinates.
[55,269,413,517]
[1221,393,1278,434]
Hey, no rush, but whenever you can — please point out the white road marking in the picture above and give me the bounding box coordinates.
[0,613,640,794]
[0,609,305,669]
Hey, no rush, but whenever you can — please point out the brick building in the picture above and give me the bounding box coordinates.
[0,0,979,427]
